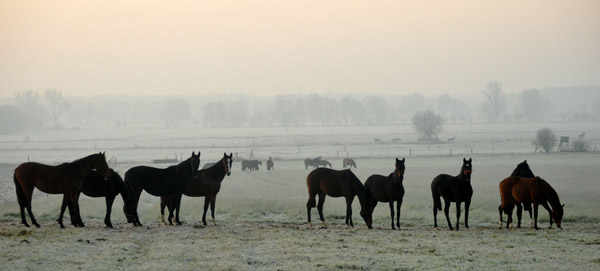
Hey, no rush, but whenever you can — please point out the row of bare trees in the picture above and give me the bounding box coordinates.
[480,81,554,122]
[0,89,70,132]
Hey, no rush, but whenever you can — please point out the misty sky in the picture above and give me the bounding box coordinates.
[1,0,599,98]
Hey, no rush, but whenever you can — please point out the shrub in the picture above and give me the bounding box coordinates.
[571,139,589,152]
[536,127,556,153]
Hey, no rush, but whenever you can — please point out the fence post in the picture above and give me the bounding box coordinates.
[450,147,452,157]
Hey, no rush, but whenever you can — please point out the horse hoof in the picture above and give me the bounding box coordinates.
[34,223,40,228]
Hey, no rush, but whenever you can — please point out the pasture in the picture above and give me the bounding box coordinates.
[1,123,599,270]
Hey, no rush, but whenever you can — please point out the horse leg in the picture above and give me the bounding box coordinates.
[317,193,326,228]
[210,196,217,225]
[202,196,210,226]
[464,200,470,229]
[104,195,116,228]
[389,201,395,229]
[57,195,70,228]
[515,203,523,228]
[498,204,503,229]
[22,188,40,228]
[14,180,30,227]
[533,203,539,230]
[71,192,85,227]
[345,196,354,227]
[540,201,553,228]
[306,193,316,228]
[443,200,453,230]
[527,204,533,228]
[433,205,438,229]
[174,194,183,225]
[160,197,167,225]
[455,202,461,231]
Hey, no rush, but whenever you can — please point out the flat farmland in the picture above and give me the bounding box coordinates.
[1,123,599,270]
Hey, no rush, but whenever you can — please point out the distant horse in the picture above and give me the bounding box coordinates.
[125,152,200,226]
[498,176,564,229]
[578,132,585,139]
[306,168,372,228]
[242,160,261,171]
[431,158,473,230]
[13,152,111,228]
[203,162,215,169]
[448,137,456,143]
[365,158,406,229]
[343,158,356,168]
[64,169,134,228]
[267,157,274,171]
[391,138,402,143]
[161,153,232,226]
[305,157,332,169]
[497,160,535,228]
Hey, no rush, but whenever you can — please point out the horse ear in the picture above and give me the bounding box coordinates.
[396,158,399,162]
[468,158,472,162]
[463,158,467,162]
[224,152,227,157]
[402,158,405,162]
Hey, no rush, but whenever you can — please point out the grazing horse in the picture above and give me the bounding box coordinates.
[267,157,274,171]
[365,158,405,229]
[242,160,261,171]
[343,158,357,168]
[498,176,564,230]
[125,152,200,226]
[497,160,535,228]
[305,157,332,169]
[161,153,233,226]
[63,169,134,228]
[431,158,473,230]
[306,168,372,228]
[13,152,111,228]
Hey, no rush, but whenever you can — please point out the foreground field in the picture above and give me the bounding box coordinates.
[1,151,599,270]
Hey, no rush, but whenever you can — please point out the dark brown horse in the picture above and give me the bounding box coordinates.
[343,158,356,168]
[306,168,372,228]
[497,160,535,228]
[305,157,332,169]
[63,169,134,228]
[431,158,473,230]
[160,153,233,226]
[125,152,200,226]
[498,176,564,230]
[267,157,274,171]
[364,158,405,229]
[13,152,111,228]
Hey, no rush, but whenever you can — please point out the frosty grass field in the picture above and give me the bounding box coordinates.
[1,122,599,270]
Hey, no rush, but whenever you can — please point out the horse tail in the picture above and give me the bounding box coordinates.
[13,173,26,206]
[431,178,442,211]
[306,172,316,208]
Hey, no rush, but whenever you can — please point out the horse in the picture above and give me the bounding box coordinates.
[63,169,134,228]
[496,160,535,228]
[431,158,473,230]
[13,152,111,228]
[125,151,200,226]
[242,160,261,171]
[448,137,456,143]
[305,157,331,169]
[364,158,405,229]
[498,176,564,229]
[306,168,372,229]
[343,158,356,168]
[161,153,232,226]
[267,157,274,171]
[578,132,585,140]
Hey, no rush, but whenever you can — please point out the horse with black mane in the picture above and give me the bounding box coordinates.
[63,169,134,228]
[497,160,535,228]
[498,175,564,229]
[306,168,372,228]
[13,152,111,228]
[161,153,233,226]
[125,152,200,226]
[431,158,473,230]
[343,158,356,168]
[305,157,332,169]
[365,158,405,229]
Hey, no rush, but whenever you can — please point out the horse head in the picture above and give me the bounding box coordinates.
[394,158,406,179]
[94,152,112,179]
[360,207,373,229]
[190,151,201,174]
[553,204,564,228]
[462,158,472,181]
[222,152,233,176]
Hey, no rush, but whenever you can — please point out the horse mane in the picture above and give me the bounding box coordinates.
[536,177,562,207]
[198,157,226,181]
[345,170,368,205]
[511,161,534,178]
[60,153,103,168]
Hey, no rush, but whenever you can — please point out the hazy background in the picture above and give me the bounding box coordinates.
[1,0,599,98]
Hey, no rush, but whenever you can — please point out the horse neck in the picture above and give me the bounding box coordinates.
[391,169,404,183]
[67,154,100,176]
[175,157,194,177]
[538,179,562,208]
[203,158,227,182]
[347,171,368,206]
[117,180,133,203]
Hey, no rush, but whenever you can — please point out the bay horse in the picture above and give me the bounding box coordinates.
[497,160,535,228]
[160,153,233,226]
[431,158,473,230]
[343,158,356,168]
[62,169,134,228]
[125,151,200,226]
[267,157,274,171]
[364,158,405,229]
[13,152,111,228]
[305,157,332,169]
[498,176,564,230]
[306,168,372,229]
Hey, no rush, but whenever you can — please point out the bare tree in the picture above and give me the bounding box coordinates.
[44,89,70,128]
[535,127,557,153]
[520,89,550,122]
[412,110,445,141]
[481,81,506,123]
[203,102,226,127]
[161,99,191,125]
[15,90,46,128]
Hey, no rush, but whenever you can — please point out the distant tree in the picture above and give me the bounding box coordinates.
[44,89,70,128]
[399,92,425,120]
[339,97,366,125]
[203,102,226,127]
[273,96,295,129]
[481,81,507,123]
[0,105,27,133]
[436,94,471,122]
[535,127,557,153]
[520,89,549,122]
[161,99,191,124]
[364,96,390,125]
[412,110,445,141]
[227,99,249,127]
[14,90,46,129]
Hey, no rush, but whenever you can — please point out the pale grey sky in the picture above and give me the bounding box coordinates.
[1,0,599,98]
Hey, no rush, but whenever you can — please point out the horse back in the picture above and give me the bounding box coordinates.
[365,174,392,202]
[125,166,182,196]
[14,162,81,194]
[307,168,349,198]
